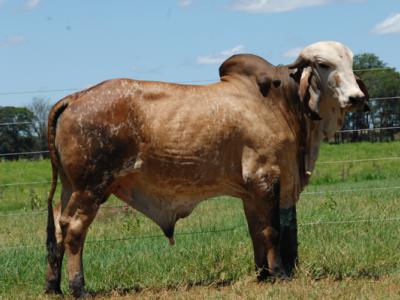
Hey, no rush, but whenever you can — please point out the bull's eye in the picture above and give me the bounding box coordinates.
[318,63,330,69]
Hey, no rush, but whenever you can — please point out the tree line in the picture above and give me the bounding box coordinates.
[0,98,51,160]
[1,53,399,160]
[338,53,400,143]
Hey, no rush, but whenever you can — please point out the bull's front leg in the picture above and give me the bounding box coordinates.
[279,206,298,276]
[243,178,287,281]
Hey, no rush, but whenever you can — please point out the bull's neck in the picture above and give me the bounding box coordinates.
[275,66,326,185]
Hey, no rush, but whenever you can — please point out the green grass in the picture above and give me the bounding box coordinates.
[0,141,400,299]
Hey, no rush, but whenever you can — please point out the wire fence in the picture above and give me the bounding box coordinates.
[1,125,399,158]
[302,186,400,195]
[0,153,399,189]
[338,126,400,133]
[1,215,400,251]
[0,150,50,157]
[316,156,400,164]
[0,185,399,218]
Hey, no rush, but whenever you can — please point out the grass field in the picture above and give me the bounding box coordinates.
[0,141,400,299]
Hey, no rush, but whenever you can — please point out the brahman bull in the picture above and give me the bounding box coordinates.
[45,41,369,297]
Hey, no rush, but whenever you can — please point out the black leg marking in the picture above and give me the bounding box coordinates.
[280,206,298,276]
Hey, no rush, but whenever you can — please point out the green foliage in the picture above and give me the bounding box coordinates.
[0,98,51,159]
[28,97,51,151]
[0,106,35,157]
[29,188,44,210]
[353,53,386,70]
[339,53,400,142]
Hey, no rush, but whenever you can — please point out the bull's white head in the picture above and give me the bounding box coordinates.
[288,41,369,137]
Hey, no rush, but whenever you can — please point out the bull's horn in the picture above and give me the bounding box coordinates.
[287,55,309,69]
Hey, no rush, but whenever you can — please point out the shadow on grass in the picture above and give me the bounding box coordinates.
[89,278,236,298]
[87,270,389,298]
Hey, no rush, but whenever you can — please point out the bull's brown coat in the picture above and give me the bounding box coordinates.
[45,42,368,297]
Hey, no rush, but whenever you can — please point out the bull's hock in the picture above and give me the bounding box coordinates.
[44,41,369,297]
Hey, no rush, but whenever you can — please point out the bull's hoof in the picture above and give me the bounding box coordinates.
[69,274,88,298]
[257,267,288,282]
[70,286,89,299]
[256,267,270,282]
[44,280,62,295]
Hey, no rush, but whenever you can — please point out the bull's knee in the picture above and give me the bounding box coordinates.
[59,215,71,232]
[261,226,279,247]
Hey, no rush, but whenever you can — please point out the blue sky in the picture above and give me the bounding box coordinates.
[0,0,399,106]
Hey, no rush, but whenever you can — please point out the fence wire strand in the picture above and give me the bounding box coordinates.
[303,186,400,195]
[316,156,400,164]
[2,216,400,251]
[1,185,399,218]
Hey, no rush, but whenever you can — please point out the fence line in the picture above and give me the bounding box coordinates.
[0,121,42,126]
[0,100,395,127]
[317,156,400,164]
[1,185,400,218]
[4,151,400,161]
[1,126,400,157]
[1,176,400,190]
[2,216,400,251]
[0,150,49,157]
[302,186,400,195]
[0,79,217,97]
[0,180,53,187]
[301,217,400,226]
[337,126,400,133]
[0,88,78,96]
[371,96,400,100]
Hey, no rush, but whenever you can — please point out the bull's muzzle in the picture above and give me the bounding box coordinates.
[349,96,370,112]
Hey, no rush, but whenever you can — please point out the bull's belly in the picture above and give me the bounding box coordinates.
[111,171,239,239]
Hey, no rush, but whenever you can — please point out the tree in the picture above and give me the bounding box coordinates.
[0,106,36,159]
[340,53,400,142]
[28,97,52,151]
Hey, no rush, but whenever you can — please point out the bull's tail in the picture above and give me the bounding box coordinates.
[46,98,69,267]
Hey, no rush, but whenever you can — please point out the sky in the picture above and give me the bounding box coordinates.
[0,0,399,106]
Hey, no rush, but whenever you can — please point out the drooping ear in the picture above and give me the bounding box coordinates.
[299,67,322,120]
[256,72,281,97]
[355,76,371,112]
[288,55,310,83]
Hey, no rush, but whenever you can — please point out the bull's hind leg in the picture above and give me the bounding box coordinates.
[45,184,72,294]
[59,190,101,298]
[243,179,286,281]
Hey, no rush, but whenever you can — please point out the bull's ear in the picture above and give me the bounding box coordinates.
[299,67,322,121]
[355,76,371,112]
[256,72,272,97]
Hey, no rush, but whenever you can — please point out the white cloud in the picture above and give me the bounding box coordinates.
[372,13,400,34]
[24,0,41,10]
[197,45,244,65]
[231,0,363,13]
[178,0,192,7]
[0,35,25,48]
[282,47,303,58]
